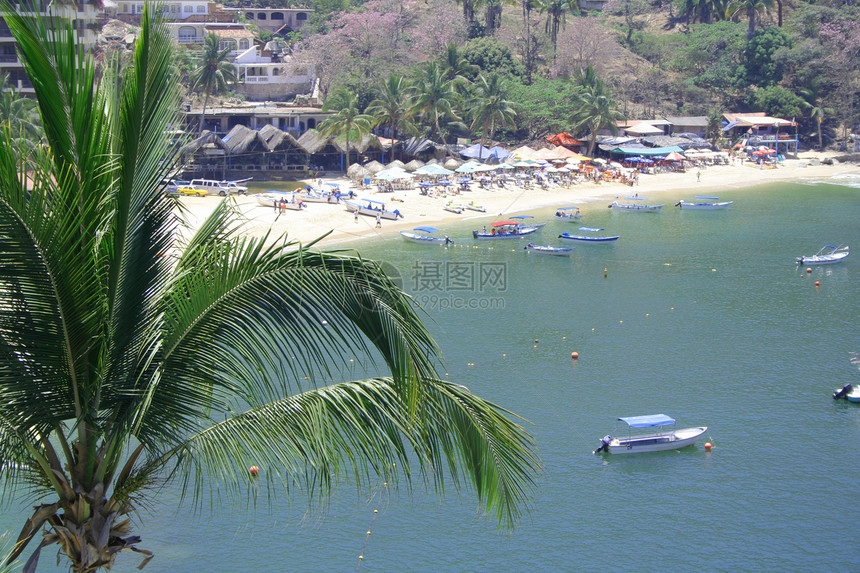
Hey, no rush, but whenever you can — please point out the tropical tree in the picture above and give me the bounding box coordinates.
[366,74,415,161]
[729,0,776,39]
[318,89,373,168]
[409,61,463,143]
[189,33,237,133]
[0,6,540,572]
[468,73,518,159]
[441,43,479,85]
[798,80,832,150]
[535,0,577,62]
[570,67,626,156]
[0,72,41,144]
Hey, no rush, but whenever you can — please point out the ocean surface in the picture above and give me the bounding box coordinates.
[2,174,860,572]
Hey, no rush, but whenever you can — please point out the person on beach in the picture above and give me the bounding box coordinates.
[354,210,359,223]
[697,171,701,182]
[376,212,382,228]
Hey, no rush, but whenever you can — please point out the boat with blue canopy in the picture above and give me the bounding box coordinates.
[558,227,619,243]
[509,214,545,230]
[609,196,664,212]
[675,196,734,210]
[400,227,453,245]
[593,414,708,454]
[554,206,583,222]
[796,244,849,265]
[524,243,573,256]
[473,220,539,239]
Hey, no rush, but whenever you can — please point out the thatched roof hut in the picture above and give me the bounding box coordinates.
[258,124,305,153]
[404,159,424,171]
[388,159,406,169]
[332,133,379,154]
[443,157,462,169]
[178,130,228,157]
[347,163,371,180]
[296,129,329,155]
[363,160,385,174]
[221,125,269,156]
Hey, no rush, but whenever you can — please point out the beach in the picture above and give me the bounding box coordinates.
[179,151,860,245]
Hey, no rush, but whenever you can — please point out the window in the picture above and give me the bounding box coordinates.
[245,12,254,19]
[271,12,284,20]
[184,5,192,12]
[196,5,205,12]
[257,12,267,20]
[239,39,250,50]
[296,12,307,20]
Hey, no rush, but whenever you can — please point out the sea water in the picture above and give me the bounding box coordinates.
[2,176,859,572]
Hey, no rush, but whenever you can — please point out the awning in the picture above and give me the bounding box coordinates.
[618,414,675,427]
[610,146,684,156]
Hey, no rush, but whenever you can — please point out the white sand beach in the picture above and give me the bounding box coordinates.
[178,151,860,246]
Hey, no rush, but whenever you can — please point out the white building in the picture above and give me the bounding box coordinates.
[116,0,209,20]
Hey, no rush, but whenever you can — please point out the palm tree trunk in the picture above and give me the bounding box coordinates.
[588,132,597,157]
[199,92,211,133]
[817,117,822,150]
[747,6,756,39]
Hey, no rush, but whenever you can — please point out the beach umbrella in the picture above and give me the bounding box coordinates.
[375,167,414,180]
[665,151,685,161]
[404,159,424,171]
[388,159,406,169]
[415,164,455,176]
[457,177,472,183]
[444,157,463,169]
[347,163,371,180]
[364,160,385,174]
[425,158,439,165]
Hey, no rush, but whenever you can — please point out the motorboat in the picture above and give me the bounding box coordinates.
[675,196,734,210]
[473,220,539,239]
[832,384,860,403]
[558,227,619,243]
[593,414,708,454]
[400,227,453,245]
[443,201,465,214]
[255,191,306,210]
[343,198,403,220]
[554,206,582,222]
[524,243,573,256]
[609,197,663,212]
[465,201,486,212]
[295,185,343,203]
[509,215,545,229]
[797,244,849,265]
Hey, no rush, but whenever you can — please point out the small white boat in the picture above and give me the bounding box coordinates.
[443,201,465,214]
[797,244,849,265]
[295,186,342,203]
[554,206,582,222]
[524,243,573,256]
[609,197,663,212]
[675,196,734,210]
[833,383,860,403]
[594,414,708,454]
[255,192,306,210]
[465,201,486,212]
[558,227,619,243]
[400,227,453,245]
[343,198,403,220]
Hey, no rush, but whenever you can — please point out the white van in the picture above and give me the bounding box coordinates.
[189,179,248,196]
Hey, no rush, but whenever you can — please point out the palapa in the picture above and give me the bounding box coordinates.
[258,124,305,153]
[363,160,385,174]
[347,163,371,180]
[388,159,406,169]
[404,159,424,171]
[443,157,462,169]
[178,130,229,157]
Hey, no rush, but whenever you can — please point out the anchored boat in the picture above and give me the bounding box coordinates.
[593,414,708,454]
[609,197,664,212]
[473,220,539,239]
[796,244,849,265]
[558,227,619,243]
[524,243,573,256]
[675,196,734,210]
[400,227,453,245]
[554,206,582,222]
[343,198,404,220]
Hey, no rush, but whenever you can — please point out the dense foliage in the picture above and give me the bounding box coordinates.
[286,0,859,149]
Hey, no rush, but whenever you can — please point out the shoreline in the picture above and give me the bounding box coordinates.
[179,152,860,247]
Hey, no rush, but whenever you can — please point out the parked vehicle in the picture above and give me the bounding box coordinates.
[189,179,248,196]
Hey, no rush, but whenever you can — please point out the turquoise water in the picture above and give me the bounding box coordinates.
[3,176,859,572]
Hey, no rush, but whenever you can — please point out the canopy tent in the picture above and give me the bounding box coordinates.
[509,145,536,160]
[665,151,685,161]
[455,160,482,173]
[546,132,584,147]
[460,143,495,159]
[488,146,511,159]
[624,122,664,136]
[374,167,414,180]
[610,146,684,156]
[532,147,567,161]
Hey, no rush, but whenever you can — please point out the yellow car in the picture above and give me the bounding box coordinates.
[174,186,207,197]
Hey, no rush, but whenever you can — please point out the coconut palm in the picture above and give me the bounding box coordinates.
[468,73,518,160]
[0,6,539,572]
[318,90,373,169]
[441,43,479,85]
[798,81,832,150]
[729,0,775,39]
[535,0,577,62]
[409,61,463,144]
[570,67,626,156]
[366,75,416,161]
[189,33,237,133]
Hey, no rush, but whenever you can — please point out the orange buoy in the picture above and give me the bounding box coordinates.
[806,267,812,273]
[249,465,259,477]
[571,351,579,359]
[704,442,712,451]
[815,281,820,286]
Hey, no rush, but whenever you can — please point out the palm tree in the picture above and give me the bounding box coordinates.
[468,73,518,160]
[442,43,479,85]
[409,62,463,144]
[798,81,832,150]
[366,75,415,161]
[318,90,373,169]
[729,0,775,39]
[0,7,539,572]
[189,33,237,133]
[536,0,577,62]
[570,67,626,156]
[0,72,41,144]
